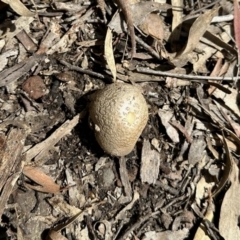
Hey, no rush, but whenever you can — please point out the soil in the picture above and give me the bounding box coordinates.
[0,1,239,240]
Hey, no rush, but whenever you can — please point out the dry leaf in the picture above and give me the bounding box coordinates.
[219,135,240,239]
[108,2,170,35]
[172,7,219,67]
[2,0,34,16]
[23,166,61,193]
[212,133,232,198]
[47,230,68,240]
[47,211,83,239]
[212,87,240,117]
[158,109,180,143]
[1,16,34,41]
[46,23,78,55]
[195,177,215,207]
[143,229,189,240]
[0,49,18,71]
[193,24,233,72]
[139,13,164,43]
[219,162,240,239]
[193,198,214,240]
[104,28,116,81]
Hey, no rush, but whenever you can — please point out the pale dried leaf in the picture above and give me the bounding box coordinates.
[213,87,240,117]
[219,137,240,239]
[0,39,5,51]
[104,28,116,81]
[195,177,215,207]
[172,7,219,67]
[193,200,214,240]
[3,16,34,41]
[48,195,82,217]
[47,230,68,240]
[2,0,34,16]
[115,190,139,222]
[143,229,189,240]
[46,23,78,55]
[193,24,234,72]
[158,109,179,143]
[0,49,18,71]
[181,7,219,55]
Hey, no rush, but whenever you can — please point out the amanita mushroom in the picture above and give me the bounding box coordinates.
[89,83,148,156]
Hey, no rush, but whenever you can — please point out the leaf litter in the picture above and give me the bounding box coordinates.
[0,0,240,239]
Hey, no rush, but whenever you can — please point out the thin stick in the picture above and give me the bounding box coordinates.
[59,60,109,80]
[136,67,239,81]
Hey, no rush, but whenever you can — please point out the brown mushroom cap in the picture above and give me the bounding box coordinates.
[89,83,148,156]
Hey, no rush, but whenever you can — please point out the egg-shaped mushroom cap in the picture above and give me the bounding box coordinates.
[89,83,148,156]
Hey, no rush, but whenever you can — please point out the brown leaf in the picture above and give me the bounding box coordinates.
[23,166,61,193]
[139,13,164,43]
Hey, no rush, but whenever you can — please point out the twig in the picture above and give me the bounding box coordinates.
[119,211,160,240]
[135,35,161,60]
[136,67,239,81]
[59,60,110,80]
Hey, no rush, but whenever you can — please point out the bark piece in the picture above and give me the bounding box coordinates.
[188,135,206,165]
[0,54,45,87]
[0,128,27,218]
[16,29,37,53]
[140,139,160,184]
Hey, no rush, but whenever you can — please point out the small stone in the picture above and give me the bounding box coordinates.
[22,75,47,99]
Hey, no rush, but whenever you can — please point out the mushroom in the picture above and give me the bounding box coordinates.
[89,83,148,156]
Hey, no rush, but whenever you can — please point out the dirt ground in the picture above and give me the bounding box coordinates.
[0,0,240,240]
